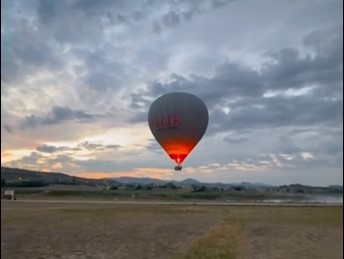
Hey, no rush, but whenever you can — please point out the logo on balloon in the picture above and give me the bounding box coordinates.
[149,115,181,131]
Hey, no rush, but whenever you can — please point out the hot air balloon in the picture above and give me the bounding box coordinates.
[148,92,209,171]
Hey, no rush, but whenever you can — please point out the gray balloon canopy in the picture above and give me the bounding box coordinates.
[148,92,209,169]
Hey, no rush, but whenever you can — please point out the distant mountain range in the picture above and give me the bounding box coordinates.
[111,177,203,186]
[111,177,274,188]
[1,166,104,186]
[1,167,343,194]
[1,166,267,187]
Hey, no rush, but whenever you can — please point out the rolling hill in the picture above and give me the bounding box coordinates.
[1,167,343,195]
[1,167,105,186]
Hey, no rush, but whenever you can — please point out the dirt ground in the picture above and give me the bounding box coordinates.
[246,224,342,259]
[1,201,343,259]
[1,202,219,259]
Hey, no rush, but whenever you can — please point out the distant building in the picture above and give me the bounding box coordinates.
[2,190,16,200]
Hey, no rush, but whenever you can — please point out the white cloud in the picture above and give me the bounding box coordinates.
[301,152,314,161]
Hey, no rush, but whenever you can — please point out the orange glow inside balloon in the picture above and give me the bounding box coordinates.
[160,137,198,165]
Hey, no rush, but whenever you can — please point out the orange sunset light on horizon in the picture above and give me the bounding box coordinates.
[77,168,175,180]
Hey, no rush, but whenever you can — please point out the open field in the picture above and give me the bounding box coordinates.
[2,185,343,204]
[1,200,343,259]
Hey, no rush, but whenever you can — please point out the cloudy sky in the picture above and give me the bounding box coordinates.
[1,0,343,186]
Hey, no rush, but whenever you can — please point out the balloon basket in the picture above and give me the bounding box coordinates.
[174,165,182,171]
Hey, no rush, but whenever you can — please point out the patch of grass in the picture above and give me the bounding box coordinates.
[39,189,224,200]
[43,189,100,197]
[181,192,222,199]
[177,220,247,259]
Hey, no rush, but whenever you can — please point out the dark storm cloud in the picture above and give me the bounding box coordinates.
[294,127,343,157]
[145,139,162,153]
[36,145,70,153]
[78,141,121,151]
[129,93,153,110]
[36,0,148,33]
[36,142,120,154]
[128,112,148,124]
[161,11,181,28]
[1,0,63,85]
[35,0,125,44]
[133,39,340,111]
[208,95,342,134]
[76,158,134,172]
[5,152,44,169]
[85,72,119,91]
[223,136,248,144]
[211,0,234,8]
[72,49,129,92]
[5,152,76,173]
[207,125,343,174]
[151,0,237,33]
[70,0,130,15]
[1,0,239,89]
[152,22,162,34]
[36,0,61,25]
[21,106,98,129]
[37,0,136,26]
[144,63,261,106]
[50,154,75,164]
[1,24,63,86]
[128,92,156,123]
[82,49,127,73]
[275,134,304,154]
[251,126,342,169]
[303,26,343,63]
[130,26,342,136]
[3,125,13,133]
[262,37,343,90]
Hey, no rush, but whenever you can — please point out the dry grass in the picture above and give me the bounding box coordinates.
[1,201,343,259]
[177,221,246,259]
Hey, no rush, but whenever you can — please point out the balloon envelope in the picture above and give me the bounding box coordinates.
[148,92,209,166]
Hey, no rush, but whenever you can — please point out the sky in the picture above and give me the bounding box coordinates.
[1,0,343,186]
